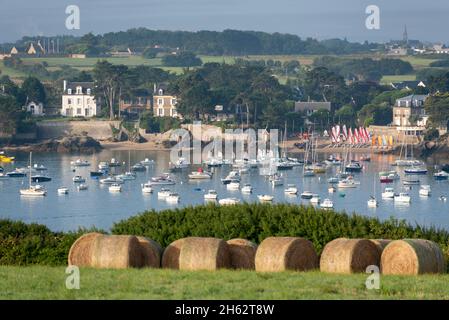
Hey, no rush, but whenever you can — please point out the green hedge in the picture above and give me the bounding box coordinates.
[1,204,449,266]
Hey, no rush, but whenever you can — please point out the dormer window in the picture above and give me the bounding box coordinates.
[87,88,91,95]
[76,86,82,94]
[158,89,163,95]
[67,89,72,95]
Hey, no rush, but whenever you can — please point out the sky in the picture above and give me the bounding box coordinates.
[0,0,448,44]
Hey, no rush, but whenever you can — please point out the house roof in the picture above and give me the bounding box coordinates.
[64,81,94,94]
[395,94,429,107]
[295,101,331,112]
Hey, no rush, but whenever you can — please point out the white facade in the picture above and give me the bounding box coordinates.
[61,81,99,117]
[25,101,44,116]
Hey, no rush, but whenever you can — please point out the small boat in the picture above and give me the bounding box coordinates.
[141,183,153,194]
[419,185,431,197]
[269,174,283,186]
[166,192,180,203]
[221,171,240,184]
[434,171,449,181]
[109,183,122,193]
[98,162,109,171]
[325,155,342,166]
[157,188,171,198]
[117,172,136,181]
[149,174,176,185]
[345,161,363,173]
[205,158,223,167]
[380,175,393,183]
[300,191,314,199]
[440,196,447,202]
[0,153,15,163]
[218,198,240,205]
[284,184,298,195]
[204,190,218,200]
[310,194,320,204]
[99,176,124,185]
[6,170,26,178]
[404,167,428,175]
[382,187,395,199]
[169,157,189,171]
[367,196,378,208]
[360,156,371,162]
[276,161,294,170]
[403,179,420,185]
[339,193,346,198]
[188,168,212,179]
[258,194,274,202]
[58,187,69,195]
[327,177,339,184]
[394,192,411,203]
[31,175,52,182]
[109,158,121,167]
[394,159,423,167]
[90,171,105,177]
[227,180,240,190]
[241,184,253,194]
[310,163,327,174]
[77,184,88,191]
[20,185,46,196]
[141,158,155,166]
[132,163,146,172]
[72,175,86,183]
[320,199,334,209]
[71,159,90,167]
[338,178,359,188]
[328,186,336,193]
[33,164,47,171]
[0,173,8,180]
[303,170,315,177]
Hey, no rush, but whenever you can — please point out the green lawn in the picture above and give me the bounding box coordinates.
[1,266,449,300]
[380,74,417,84]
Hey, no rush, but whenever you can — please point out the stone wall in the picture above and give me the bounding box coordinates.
[37,120,121,140]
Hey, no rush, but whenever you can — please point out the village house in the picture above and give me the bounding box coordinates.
[152,85,179,118]
[61,81,100,117]
[295,101,331,116]
[24,101,45,116]
[390,81,426,91]
[392,94,429,128]
[119,89,152,116]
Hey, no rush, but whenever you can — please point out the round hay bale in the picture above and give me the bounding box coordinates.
[320,238,380,274]
[68,232,102,267]
[136,236,162,268]
[179,237,231,271]
[381,239,446,275]
[90,235,142,269]
[255,237,318,272]
[370,239,392,257]
[226,239,258,270]
[161,238,187,269]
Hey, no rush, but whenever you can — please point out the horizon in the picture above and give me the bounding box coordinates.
[0,0,448,44]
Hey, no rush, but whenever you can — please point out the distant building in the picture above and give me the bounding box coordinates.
[27,43,37,55]
[10,47,19,55]
[294,101,331,117]
[392,94,429,127]
[109,48,135,57]
[25,101,45,116]
[61,80,99,117]
[152,85,179,118]
[70,54,86,59]
[390,81,426,90]
[386,47,408,56]
[119,89,152,115]
[432,44,449,54]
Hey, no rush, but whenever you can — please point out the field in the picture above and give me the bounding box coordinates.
[1,266,449,299]
[380,75,417,84]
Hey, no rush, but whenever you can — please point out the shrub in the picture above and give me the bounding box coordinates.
[424,128,440,141]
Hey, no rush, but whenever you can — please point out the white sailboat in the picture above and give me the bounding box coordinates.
[20,152,46,196]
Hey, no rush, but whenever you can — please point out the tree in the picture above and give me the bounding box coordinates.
[21,77,46,104]
[424,93,449,126]
[308,109,331,129]
[357,103,392,126]
[335,105,356,126]
[0,95,21,134]
[162,52,202,67]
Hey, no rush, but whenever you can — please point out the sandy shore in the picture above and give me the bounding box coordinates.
[100,140,171,151]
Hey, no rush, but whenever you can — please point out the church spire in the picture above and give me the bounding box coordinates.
[403,25,408,45]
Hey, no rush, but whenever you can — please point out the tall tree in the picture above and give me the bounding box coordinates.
[21,77,46,104]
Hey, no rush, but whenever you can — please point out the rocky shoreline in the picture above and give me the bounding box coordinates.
[2,135,103,153]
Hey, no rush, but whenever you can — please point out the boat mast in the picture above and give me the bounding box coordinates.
[29,152,32,187]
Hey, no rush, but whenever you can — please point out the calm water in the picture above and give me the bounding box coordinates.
[1,150,448,232]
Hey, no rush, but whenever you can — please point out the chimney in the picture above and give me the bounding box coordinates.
[63,80,67,91]
[153,83,157,94]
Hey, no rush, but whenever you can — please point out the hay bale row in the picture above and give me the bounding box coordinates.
[68,233,162,269]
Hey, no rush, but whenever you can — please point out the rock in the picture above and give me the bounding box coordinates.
[28,135,102,153]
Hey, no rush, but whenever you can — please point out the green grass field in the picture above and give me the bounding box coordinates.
[1,266,449,299]
[380,74,417,84]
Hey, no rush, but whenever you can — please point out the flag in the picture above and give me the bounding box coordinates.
[336,125,341,143]
[378,136,382,146]
[342,125,348,141]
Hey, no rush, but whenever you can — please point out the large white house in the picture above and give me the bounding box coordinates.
[61,81,100,117]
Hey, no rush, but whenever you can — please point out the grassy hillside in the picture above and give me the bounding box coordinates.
[1,266,449,299]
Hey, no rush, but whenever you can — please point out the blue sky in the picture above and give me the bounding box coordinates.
[0,0,447,43]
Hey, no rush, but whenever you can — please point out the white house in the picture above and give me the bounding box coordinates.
[25,101,44,116]
[61,81,100,117]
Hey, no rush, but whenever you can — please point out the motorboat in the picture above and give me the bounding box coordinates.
[394,159,423,167]
[188,168,212,179]
[117,172,136,181]
[109,158,121,167]
[258,194,274,202]
[380,171,400,183]
[320,199,334,209]
[419,185,431,197]
[328,186,336,193]
[403,179,419,185]
[269,174,283,187]
[169,157,189,171]
[166,192,180,203]
[205,158,223,167]
[33,164,47,171]
[404,166,428,175]
[6,170,26,178]
[77,184,88,191]
[131,163,146,172]
[394,192,411,203]
[367,196,378,208]
[440,196,447,202]
[310,163,327,174]
[90,171,105,177]
[284,184,298,195]
[204,190,218,200]
[71,159,90,167]
[20,185,46,197]
[157,188,171,198]
[221,171,240,184]
[31,175,52,182]
[141,183,153,194]
[109,183,122,193]
[338,178,359,188]
[300,191,314,199]
[0,173,8,180]
[58,187,69,195]
[218,198,240,205]
[100,176,124,185]
[303,169,315,177]
[345,161,363,173]
[382,187,395,199]
[141,158,155,166]
[434,171,449,181]
[327,177,339,184]
[310,194,320,204]
[241,184,253,194]
[227,180,240,190]
[72,175,86,183]
[149,174,176,185]
[325,155,342,166]
[276,160,294,170]
[98,162,109,171]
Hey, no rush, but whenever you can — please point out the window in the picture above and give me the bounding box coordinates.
[171,98,177,106]
[67,99,72,105]
[172,108,177,117]
[77,98,82,105]
[158,89,163,95]
[76,86,82,94]
[86,89,91,95]
[77,108,82,115]
[158,108,164,116]
[67,89,72,95]
[85,108,90,116]
[158,98,163,106]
